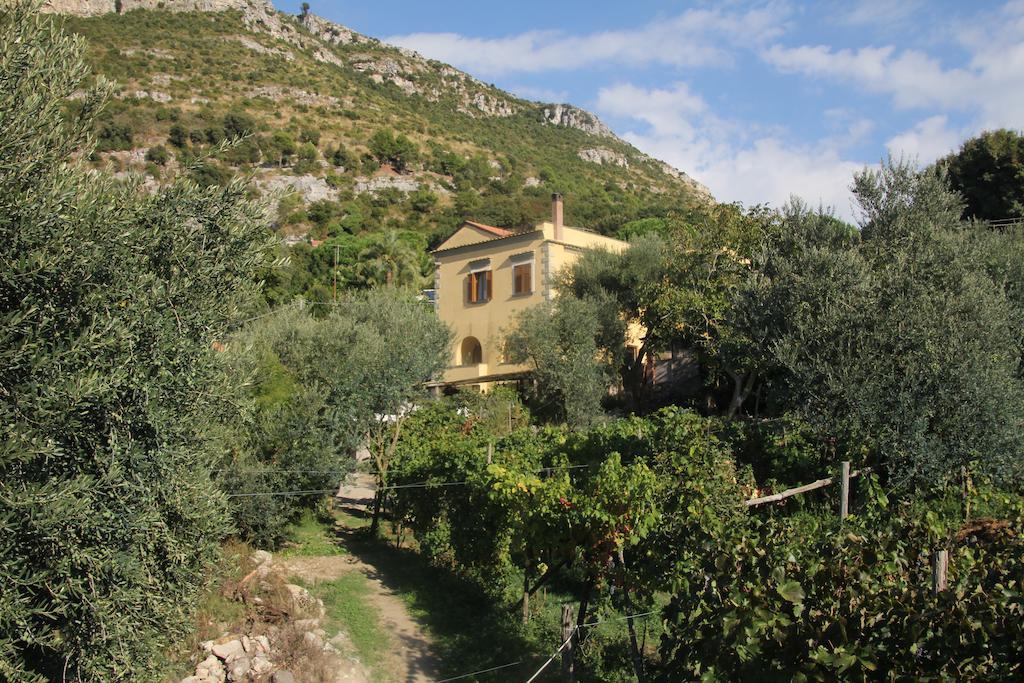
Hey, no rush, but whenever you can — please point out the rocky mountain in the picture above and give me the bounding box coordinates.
[44,0,712,299]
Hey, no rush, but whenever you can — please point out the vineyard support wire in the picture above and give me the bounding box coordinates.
[524,626,578,683]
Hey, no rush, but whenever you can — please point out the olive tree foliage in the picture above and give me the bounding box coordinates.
[0,4,271,679]
[557,206,776,416]
[749,162,1024,500]
[643,204,777,416]
[219,304,371,546]
[503,297,614,428]
[348,290,452,536]
[558,235,668,405]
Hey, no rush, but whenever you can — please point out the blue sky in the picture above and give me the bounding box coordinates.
[278,1,1024,218]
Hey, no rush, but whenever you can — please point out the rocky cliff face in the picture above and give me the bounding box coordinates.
[47,0,714,211]
[42,0,255,16]
[542,104,614,138]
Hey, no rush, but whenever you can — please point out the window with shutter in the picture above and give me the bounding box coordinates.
[466,270,491,303]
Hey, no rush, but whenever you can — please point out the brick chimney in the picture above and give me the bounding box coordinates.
[552,193,564,241]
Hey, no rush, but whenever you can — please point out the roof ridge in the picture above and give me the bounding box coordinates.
[464,220,512,237]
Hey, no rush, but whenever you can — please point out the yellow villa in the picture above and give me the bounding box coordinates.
[431,194,628,391]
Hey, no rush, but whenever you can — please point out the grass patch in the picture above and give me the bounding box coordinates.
[280,509,348,557]
[305,572,388,670]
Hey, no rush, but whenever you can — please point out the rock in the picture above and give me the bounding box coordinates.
[256,635,271,653]
[180,677,202,683]
[353,175,420,194]
[234,35,293,61]
[117,89,172,103]
[245,85,340,107]
[251,654,273,675]
[541,103,614,138]
[272,671,296,683]
[251,549,272,565]
[226,655,251,682]
[199,640,215,653]
[298,13,368,47]
[195,655,226,683]
[293,618,319,631]
[314,47,344,67]
[211,639,245,661]
[578,147,629,167]
[260,174,338,204]
[466,92,516,117]
[241,634,253,654]
[329,632,352,651]
[303,631,324,649]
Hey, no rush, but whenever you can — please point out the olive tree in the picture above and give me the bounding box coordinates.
[0,4,271,678]
[752,163,1024,508]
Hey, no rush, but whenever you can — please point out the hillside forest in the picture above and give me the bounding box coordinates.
[2,2,1024,682]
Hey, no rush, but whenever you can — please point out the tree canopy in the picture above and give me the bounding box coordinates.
[940,128,1024,222]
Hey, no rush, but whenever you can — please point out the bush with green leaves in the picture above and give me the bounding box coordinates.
[145,143,169,165]
[659,483,1024,681]
[0,5,271,678]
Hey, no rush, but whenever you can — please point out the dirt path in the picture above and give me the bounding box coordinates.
[282,474,439,683]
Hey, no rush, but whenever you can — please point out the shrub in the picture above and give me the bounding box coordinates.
[167,122,188,148]
[145,143,169,165]
[299,128,321,146]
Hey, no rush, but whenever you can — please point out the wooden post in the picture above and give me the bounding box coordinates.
[561,603,575,683]
[508,401,513,433]
[487,442,493,465]
[932,550,948,594]
[522,564,530,624]
[840,461,851,520]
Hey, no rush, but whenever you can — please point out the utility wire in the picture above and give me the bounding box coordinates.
[435,658,525,682]
[222,463,596,496]
[580,609,659,628]
[227,489,338,498]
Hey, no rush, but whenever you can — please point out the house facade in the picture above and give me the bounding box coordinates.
[431,194,629,391]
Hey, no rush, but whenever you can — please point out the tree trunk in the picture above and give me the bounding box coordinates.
[522,561,531,624]
[726,370,757,418]
[961,465,973,522]
[508,557,569,614]
[369,486,384,537]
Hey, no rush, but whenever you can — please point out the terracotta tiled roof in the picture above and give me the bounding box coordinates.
[464,220,512,238]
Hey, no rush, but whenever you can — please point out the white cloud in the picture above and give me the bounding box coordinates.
[838,0,925,28]
[762,2,1024,129]
[597,82,867,219]
[386,5,788,76]
[885,115,962,164]
[762,44,975,110]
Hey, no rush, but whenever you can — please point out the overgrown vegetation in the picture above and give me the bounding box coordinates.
[59,5,709,306]
[6,2,1024,681]
[0,6,270,677]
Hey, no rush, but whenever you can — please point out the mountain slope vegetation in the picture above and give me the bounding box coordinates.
[51,0,712,300]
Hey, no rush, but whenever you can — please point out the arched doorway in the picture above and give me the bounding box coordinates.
[460,336,482,365]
